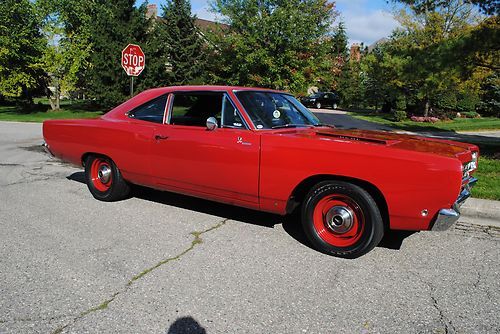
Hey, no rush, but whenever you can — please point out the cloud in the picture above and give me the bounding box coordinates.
[193,5,218,21]
[342,9,400,46]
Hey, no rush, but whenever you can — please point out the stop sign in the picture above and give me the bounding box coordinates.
[121,44,145,76]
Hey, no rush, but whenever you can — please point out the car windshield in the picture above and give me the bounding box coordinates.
[310,93,322,98]
[235,91,320,129]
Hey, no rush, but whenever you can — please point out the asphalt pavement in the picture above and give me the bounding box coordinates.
[0,121,499,334]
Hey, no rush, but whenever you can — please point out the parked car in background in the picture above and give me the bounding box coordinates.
[43,85,478,258]
[301,91,340,109]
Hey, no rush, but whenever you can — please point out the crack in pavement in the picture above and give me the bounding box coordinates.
[453,223,500,241]
[46,218,229,334]
[409,271,457,334]
[0,161,76,187]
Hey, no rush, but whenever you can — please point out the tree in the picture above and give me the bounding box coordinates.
[208,0,338,94]
[37,0,94,103]
[332,21,349,61]
[136,17,170,90]
[86,1,149,107]
[391,0,498,16]
[0,0,46,101]
[477,72,500,117]
[388,0,482,116]
[163,0,206,85]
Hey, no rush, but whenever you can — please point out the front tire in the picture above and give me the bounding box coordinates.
[315,102,322,109]
[301,181,384,258]
[85,155,130,201]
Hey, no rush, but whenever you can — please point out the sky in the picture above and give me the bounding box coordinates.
[145,0,401,46]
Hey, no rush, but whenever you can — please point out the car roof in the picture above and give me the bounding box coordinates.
[103,85,288,121]
[148,85,285,94]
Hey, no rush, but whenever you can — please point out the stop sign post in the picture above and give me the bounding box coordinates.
[121,44,145,97]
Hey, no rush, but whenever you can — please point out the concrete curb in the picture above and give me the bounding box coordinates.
[460,198,500,228]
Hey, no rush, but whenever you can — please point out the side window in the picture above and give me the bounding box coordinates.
[222,95,245,129]
[170,92,223,127]
[129,94,167,124]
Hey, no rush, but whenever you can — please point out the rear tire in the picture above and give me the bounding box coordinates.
[84,155,130,202]
[301,181,384,258]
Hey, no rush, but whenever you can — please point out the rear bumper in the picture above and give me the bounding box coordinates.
[42,142,54,157]
[431,177,478,231]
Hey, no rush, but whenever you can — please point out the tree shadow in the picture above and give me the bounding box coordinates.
[67,171,414,252]
[166,316,206,334]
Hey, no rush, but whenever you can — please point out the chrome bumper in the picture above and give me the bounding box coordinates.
[42,142,54,157]
[431,177,478,231]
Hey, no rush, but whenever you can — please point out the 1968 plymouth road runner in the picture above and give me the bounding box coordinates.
[43,86,479,258]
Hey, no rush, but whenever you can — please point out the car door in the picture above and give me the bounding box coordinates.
[151,91,260,207]
[113,94,169,186]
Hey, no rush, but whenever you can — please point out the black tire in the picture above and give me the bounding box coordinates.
[315,102,322,109]
[84,155,130,202]
[301,181,384,258]
[332,103,338,110]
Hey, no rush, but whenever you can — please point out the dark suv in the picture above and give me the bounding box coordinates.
[301,92,340,109]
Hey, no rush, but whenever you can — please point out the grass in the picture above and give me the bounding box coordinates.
[472,156,500,201]
[0,100,104,122]
[348,111,500,132]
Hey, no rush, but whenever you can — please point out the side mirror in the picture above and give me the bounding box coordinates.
[206,117,218,131]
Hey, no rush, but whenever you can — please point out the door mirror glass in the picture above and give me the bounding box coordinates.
[206,117,218,131]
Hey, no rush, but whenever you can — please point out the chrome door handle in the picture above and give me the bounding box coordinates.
[154,135,169,140]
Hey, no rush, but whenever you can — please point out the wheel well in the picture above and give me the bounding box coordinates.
[81,152,108,167]
[287,175,390,230]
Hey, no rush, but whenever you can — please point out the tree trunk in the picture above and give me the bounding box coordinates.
[46,87,56,110]
[55,78,60,110]
[424,99,430,117]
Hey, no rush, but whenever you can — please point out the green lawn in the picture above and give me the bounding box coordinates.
[0,101,104,122]
[348,111,500,132]
[472,156,500,201]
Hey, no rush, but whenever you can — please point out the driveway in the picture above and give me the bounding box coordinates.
[0,121,499,334]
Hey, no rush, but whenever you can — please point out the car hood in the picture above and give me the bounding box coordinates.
[276,127,478,163]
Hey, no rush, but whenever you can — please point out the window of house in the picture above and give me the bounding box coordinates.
[128,94,167,124]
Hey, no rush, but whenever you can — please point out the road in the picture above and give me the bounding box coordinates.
[0,121,499,334]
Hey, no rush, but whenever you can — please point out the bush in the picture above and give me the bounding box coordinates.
[462,111,480,118]
[394,110,407,122]
[477,72,500,117]
[410,116,440,123]
[456,92,480,113]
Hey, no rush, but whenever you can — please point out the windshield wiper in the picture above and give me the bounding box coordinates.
[271,124,312,129]
[314,123,336,128]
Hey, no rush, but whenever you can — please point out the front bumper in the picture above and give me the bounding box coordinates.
[431,176,478,231]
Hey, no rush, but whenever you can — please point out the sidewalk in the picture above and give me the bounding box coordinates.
[461,198,500,228]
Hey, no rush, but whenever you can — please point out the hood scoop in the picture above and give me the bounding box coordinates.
[316,131,388,145]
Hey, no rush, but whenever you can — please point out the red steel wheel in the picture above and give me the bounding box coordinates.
[302,181,384,258]
[312,194,365,247]
[84,155,130,202]
[90,158,113,192]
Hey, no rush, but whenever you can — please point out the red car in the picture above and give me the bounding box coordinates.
[43,86,479,258]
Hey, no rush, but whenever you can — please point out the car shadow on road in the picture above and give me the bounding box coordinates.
[67,171,414,252]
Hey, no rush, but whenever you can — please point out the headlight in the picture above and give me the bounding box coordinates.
[463,151,478,178]
[472,152,478,164]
